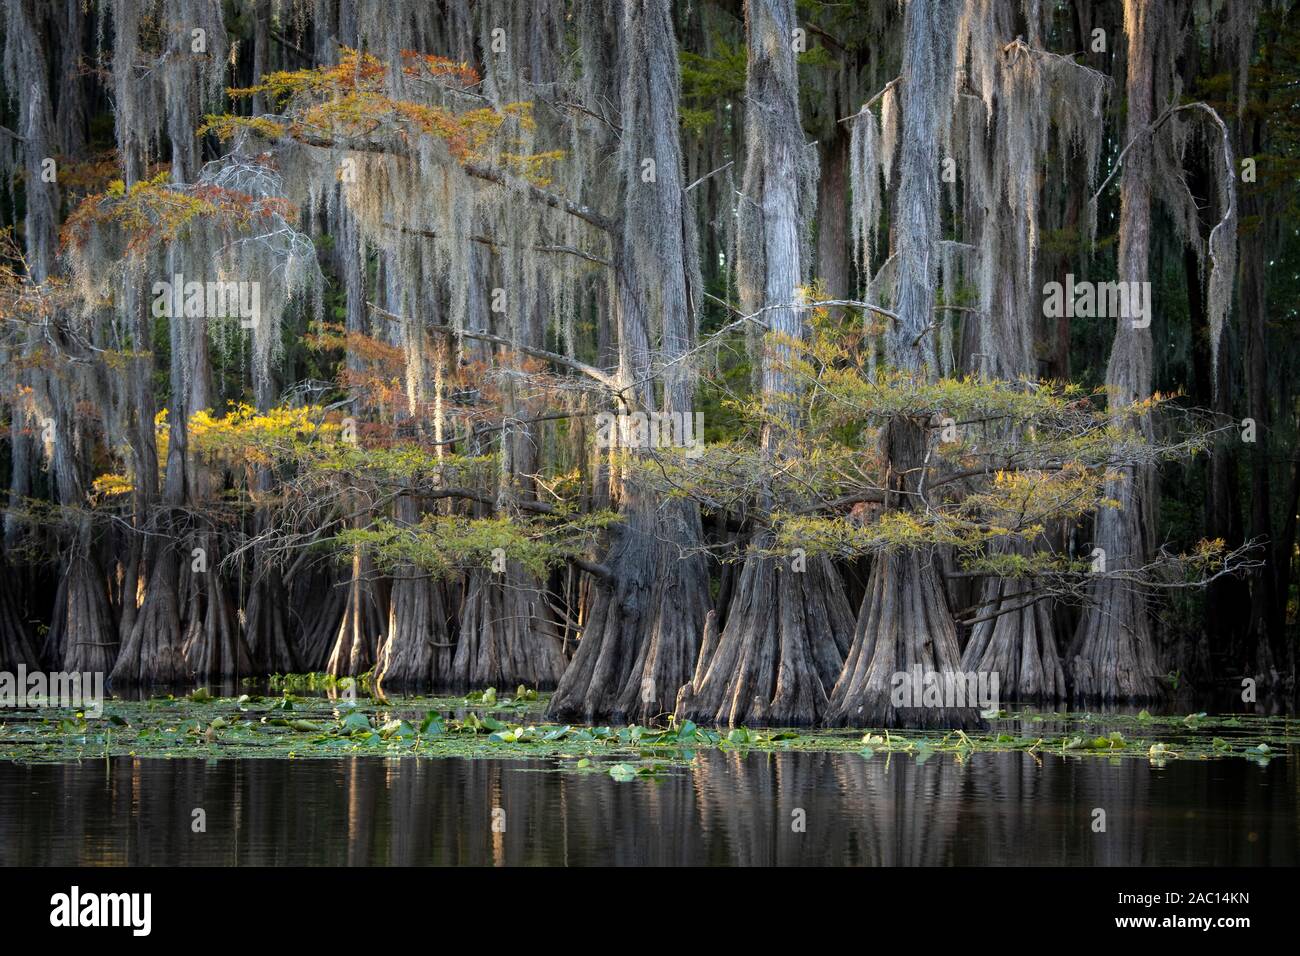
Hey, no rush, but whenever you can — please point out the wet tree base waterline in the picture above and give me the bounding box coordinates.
[0,683,1293,775]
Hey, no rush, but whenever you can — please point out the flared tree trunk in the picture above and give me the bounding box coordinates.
[0,560,40,671]
[548,0,710,723]
[826,0,976,729]
[110,542,187,683]
[830,543,973,728]
[678,533,853,726]
[182,534,253,680]
[325,547,386,677]
[453,560,565,690]
[962,538,1067,700]
[114,446,185,684]
[59,546,119,676]
[244,473,298,674]
[677,0,849,726]
[116,530,142,660]
[375,566,455,690]
[1068,0,1163,701]
[826,418,979,728]
[245,559,299,674]
[107,432,182,685]
[551,487,709,722]
[294,564,348,670]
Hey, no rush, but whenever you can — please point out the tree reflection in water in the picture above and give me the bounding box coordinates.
[0,750,1293,865]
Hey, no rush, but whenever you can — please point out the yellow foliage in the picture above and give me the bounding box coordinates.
[189,403,339,465]
[91,473,134,499]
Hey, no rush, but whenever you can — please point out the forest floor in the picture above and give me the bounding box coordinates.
[0,677,1294,777]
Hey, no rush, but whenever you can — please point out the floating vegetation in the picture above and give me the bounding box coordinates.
[0,687,1294,778]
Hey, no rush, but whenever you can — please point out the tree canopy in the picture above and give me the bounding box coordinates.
[0,0,1294,727]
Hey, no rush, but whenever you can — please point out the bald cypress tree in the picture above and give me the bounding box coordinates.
[548,0,711,723]
[825,0,978,729]
[675,0,853,728]
[0,0,57,672]
[1068,0,1164,701]
[951,0,1106,702]
[0,0,1272,719]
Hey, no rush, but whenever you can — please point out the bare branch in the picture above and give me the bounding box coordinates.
[367,302,620,392]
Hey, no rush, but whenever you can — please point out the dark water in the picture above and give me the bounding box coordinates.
[1,750,1295,865]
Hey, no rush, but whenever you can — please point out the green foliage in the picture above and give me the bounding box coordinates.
[10,690,1298,769]
[680,38,746,133]
[335,510,617,581]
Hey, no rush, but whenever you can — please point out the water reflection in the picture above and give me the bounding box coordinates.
[0,750,1294,865]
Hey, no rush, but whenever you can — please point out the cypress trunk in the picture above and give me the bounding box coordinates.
[551,486,709,722]
[677,0,850,726]
[0,560,40,671]
[1068,0,1163,702]
[325,548,386,677]
[374,495,456,689]
[961,538,1067,700]
[826,0,978,728]
[549,0,709,723]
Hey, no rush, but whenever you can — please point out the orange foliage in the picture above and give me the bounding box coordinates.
[220,48,557,182]
[60,172,301,254]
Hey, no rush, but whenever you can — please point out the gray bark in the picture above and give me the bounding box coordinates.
[549,0,710,723]
[677,0,851,727]
[826,0,978,729]
[1068,0,1163,702]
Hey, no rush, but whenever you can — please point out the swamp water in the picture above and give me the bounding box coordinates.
[0,687,1295,866]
